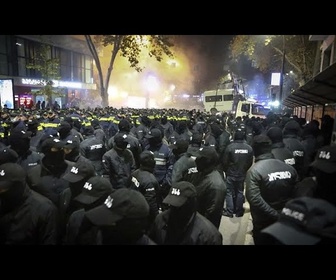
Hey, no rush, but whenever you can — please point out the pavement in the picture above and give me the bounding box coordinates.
[219,200,254,245]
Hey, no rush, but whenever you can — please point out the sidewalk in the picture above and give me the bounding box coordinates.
[243,203,254,245]
[219,200,254,245]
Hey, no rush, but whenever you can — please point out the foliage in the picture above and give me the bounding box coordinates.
[229,35,316,86]
[26,44,66,106]
[85,35,174,107]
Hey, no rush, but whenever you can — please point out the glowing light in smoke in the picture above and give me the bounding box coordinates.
[108,86,118,97]
[169,84,176,91]
[146,74,159,92]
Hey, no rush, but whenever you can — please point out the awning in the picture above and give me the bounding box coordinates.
[283,62,336,108]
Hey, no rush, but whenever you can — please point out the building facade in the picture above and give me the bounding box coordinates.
[283,35,336,122]
[0,35,97,110]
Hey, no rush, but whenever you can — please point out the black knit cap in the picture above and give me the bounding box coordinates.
[139,150,155,168]
[252,135,272,157]
[283,120,300,136]
[266,126,283,143]
[118,119,131,132]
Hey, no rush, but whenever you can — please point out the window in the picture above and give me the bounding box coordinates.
[223,94,233,101]
[205,95,222,102]
[60,49,72,80]
[0,35,94,85]
[322,46,331,71]
[252,104,266,115]
[241,103,250,113]
[15,37,42,78]
[0,35,8,75]
[84,56,92,83]
[57,49,93,83]
[0,54,7,74]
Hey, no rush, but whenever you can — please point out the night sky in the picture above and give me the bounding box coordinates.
[176,35,269,101]
[173,35,236,90]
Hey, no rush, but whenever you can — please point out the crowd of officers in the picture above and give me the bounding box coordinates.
[0,105,336,245]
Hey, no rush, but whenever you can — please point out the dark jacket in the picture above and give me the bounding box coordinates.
[16,149,43,171]
[80,135,106,175]
[270,142,296,167]
[27,159,71,206]
[172,147,198,184]
[133,123,150,149]
[167,129,192,145]
[204,130,231,159]
[66,212,156,245]
[0,186,59,245]
[63,208,86,245]
[102,147,136,189]
[185,168,226,229]
[283,135,306,180]
[246,153,299,232]
[108,132,143,169]
[131,168,160,227]
[144,142,174,199]
[222,139,254,178]
[149,209,222,245]
[204,130,231,173]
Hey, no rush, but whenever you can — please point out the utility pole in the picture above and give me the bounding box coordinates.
[279,35,286,107]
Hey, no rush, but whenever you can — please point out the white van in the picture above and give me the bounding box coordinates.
[202,89,234,113]
[234,100,268,119]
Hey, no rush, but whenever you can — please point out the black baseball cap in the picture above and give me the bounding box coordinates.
[62,160,96,183]
[85,188,149,226]
[189,133,203,145]
[74,176,113,205]
[139,150,155,168]
[41,138,65,154]
[169,139,189,152]
[145,128,162,139]
[261,197,336,245]
[310,145,336,174]
[190,146,218,160]
[163,181,197,207]
[0,147,19,165]
[0,162,27,190]
[64,135,80,149]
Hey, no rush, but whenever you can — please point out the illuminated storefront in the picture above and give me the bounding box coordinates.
[12,77,96,109]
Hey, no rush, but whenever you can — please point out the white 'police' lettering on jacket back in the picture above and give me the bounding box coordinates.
[284,158,295,165]
[90,144,103,150]
[268,171,292,181]
[235,149,248,154]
